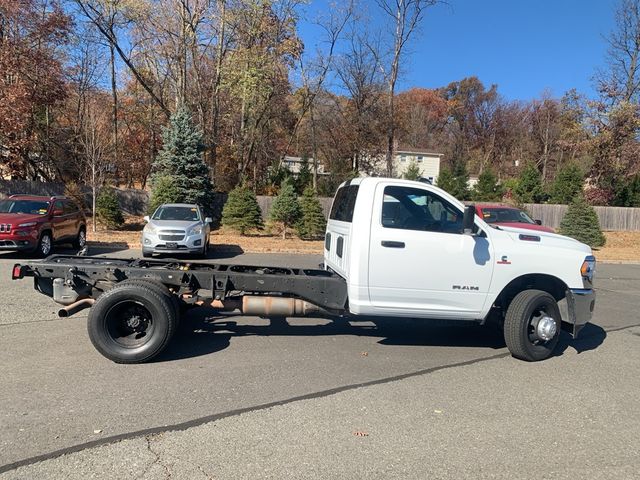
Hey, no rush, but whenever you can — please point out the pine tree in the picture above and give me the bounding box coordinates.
[96,186,124,230]
[147,175,180,215]
[297,185,326,239]
[436,166,455,192]
[559,194,606,247]
[550,163,584,204]
[472,167,504,201]
[515,163,546,204]
[295,157,313,194]
[614,174,640,207]
[269,179,301,239]
[222,184,264,235]
[404,161,422,181]
[151,107,215,213]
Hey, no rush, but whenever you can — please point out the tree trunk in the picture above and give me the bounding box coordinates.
[110,43,118,180]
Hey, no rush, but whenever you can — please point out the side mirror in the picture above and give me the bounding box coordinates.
[462,205,475,235]
[143,215,150,222]
[53,209,64,217]
[205,217,212,224]
[535,219,542,225]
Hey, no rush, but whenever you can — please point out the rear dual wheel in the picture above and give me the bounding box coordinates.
[504,289,561,362]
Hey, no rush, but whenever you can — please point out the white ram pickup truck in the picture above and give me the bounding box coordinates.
[12,176,596,363]
[324,177,596,362]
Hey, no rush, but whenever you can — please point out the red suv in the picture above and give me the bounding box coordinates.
[0,195,87,256]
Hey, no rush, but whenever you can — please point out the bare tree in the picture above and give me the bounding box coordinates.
[374,0,439,177]
[597,0,640,104]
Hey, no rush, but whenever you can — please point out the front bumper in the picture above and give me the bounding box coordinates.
[0,235,36,251]
[559,288,596,338]
[141,231,206,255]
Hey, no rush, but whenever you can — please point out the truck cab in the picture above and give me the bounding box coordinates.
[325,177,595,361]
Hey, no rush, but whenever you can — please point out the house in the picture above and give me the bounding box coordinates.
[282,156,329,176]
[359,147,443,184]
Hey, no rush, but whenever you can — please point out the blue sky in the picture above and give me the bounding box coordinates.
[299,0,618,100]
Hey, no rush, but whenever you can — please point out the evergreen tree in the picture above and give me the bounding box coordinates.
[296,185,326,239]
[472,167,504,201]
[559,194,606,247]
[549,163,584,204]
[147,175,180,215]
[614,174,640,207]
[269,179,301,239]
[436,166,455,193]
[96,186,124,230]
[404,161,422,181]
[514,163,546,204]
[295,157,313,194]
[151,107,215,213]
[221,184,264,235]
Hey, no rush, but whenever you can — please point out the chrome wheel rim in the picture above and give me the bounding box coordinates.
[78,230,86,247]
[40,235,51,255]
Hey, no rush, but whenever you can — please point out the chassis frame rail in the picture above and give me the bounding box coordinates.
[13,255,348,313]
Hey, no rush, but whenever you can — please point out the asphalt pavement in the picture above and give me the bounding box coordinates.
[0,247,639,478]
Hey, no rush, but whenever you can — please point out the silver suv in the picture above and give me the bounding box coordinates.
[142,204,212,258]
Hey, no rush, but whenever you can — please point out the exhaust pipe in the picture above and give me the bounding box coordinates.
[58,298,95,318]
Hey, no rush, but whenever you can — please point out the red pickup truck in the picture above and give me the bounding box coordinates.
[0,195,86,256]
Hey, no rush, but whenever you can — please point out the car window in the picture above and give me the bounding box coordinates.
[0,200,50,215]
[482,207,535,224]
[152,206,201,221]
[329,185,359,222]
[382,186,463,234]
[53,200,64,215]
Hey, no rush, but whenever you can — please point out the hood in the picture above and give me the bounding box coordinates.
[493,221,555,233]
[148,219,200,230]
[0,212,47,226]
[496,225,592,255]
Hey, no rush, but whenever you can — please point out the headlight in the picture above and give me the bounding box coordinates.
[18,222,37,228]
[580,255,596,282]
[189,225,203,236]
[144,223,157,234]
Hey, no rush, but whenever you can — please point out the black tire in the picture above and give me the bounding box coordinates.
[72,226,87,249]
[35,231,53,257]
[87,283,177,363]
[504,289,561,362]
[117,278,182,322]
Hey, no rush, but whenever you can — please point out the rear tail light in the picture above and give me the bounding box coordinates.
[12,264,24,280]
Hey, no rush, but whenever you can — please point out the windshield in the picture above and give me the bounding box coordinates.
[0,200,50,215]
[152,206,200,222]
[481,207,535,224]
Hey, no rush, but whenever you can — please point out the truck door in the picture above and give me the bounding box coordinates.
[368,183,494,318]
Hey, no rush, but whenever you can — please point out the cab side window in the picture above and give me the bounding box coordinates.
[53,200,65,215]
[381,186,463,234]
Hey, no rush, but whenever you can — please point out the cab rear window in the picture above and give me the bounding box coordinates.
[329,185,359,222]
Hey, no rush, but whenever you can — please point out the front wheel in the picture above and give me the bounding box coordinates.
[35,232,53,257]
[504,289,561,362]
[87,283,177,363]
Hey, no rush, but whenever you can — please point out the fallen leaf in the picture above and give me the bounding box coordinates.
[93,429,102,434]
[360,351,368,357]
[353,431,369,437]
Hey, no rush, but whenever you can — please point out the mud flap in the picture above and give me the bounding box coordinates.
[558,289,596,338]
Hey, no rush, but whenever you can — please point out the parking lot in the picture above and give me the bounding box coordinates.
[1,248,639,478]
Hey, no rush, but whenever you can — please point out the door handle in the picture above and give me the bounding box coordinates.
[381,240,405,248]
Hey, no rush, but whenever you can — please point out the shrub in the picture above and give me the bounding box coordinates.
[269,179,300,239]
[222,184,264,235]
[96,186,124,229]
[147,175,180,215]
[549,163,584,204]
[472,167,504,201]
[404,161,421,181]
[559,195,606,248]
[296,186,326,239]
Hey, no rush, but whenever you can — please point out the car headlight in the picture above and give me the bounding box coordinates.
[18,222,37,228]
[144,223,157,234]
[189,225,203,236]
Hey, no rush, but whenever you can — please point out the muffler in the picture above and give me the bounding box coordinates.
[241,296,323,317]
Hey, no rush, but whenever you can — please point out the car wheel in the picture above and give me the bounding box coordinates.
[72,227,87,249]
[36,232,53,258]
[504,289,561,362]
